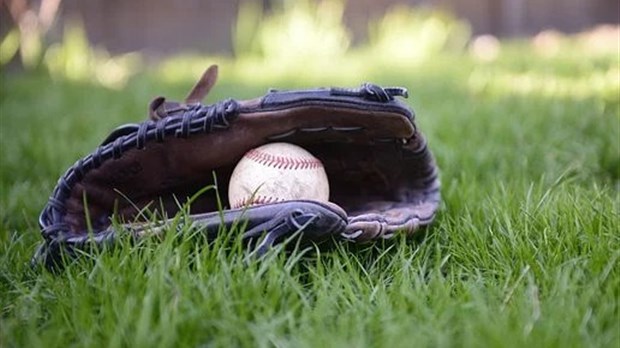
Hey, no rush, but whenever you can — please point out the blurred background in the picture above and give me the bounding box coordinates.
[1,0,618,87]
[2,0,619,56]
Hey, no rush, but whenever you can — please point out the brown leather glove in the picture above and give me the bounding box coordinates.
[33,65,440,269]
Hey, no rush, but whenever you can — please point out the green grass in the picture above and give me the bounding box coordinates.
[1,42,618,347]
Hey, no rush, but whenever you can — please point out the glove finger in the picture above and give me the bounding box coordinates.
[240,201,347,255]
[33,200,347,269]
[343,201,438,242]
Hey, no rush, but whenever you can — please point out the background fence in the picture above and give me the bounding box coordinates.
[2,0,618,57]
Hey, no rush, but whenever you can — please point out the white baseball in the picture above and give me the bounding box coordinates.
[228,142,329,208]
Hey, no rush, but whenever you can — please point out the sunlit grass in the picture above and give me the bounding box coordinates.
[468,65,619,99]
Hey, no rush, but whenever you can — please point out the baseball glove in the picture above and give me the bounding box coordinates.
[32,65,440,269]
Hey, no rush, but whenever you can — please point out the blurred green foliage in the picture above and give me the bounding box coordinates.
[43,20,141,89]
[234,0,350,62]
[0,30,21,65]
[366,6,471,64]
[2,1,476,86]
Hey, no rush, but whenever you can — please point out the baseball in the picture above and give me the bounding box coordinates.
[228,142,329,208]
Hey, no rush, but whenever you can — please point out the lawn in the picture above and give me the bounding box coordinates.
[1,37,618,347]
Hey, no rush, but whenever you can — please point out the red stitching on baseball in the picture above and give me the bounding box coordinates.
[232,195,285,209]
[245,148,323,170]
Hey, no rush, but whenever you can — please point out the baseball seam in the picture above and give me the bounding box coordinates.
[245,148,323,170]
[232,195,286,209]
